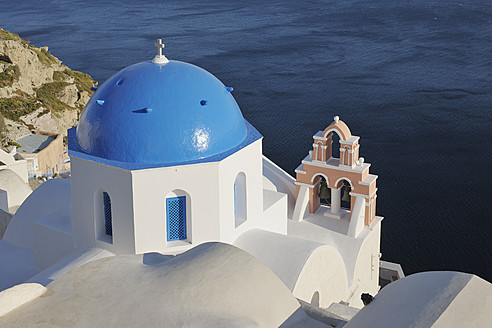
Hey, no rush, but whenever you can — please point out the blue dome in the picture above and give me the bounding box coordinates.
[76,60,248,164]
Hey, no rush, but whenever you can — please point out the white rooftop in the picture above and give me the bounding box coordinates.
[0,243,326,328]
[344,271,492,328]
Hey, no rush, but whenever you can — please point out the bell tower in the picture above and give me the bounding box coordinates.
[292,117,378,237]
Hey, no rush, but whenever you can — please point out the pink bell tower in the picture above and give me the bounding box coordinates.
[293,116,378,237]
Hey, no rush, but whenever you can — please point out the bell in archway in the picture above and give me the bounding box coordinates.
[318,181,331,202]
[342,185,351,202]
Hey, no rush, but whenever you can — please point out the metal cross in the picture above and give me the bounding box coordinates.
[155,39,165,57]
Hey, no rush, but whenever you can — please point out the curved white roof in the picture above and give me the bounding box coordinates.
[235,229,349,308]
[3,178,71,248]
[0,169,31,210]
[0,243,325,327]
[344,271,492,328]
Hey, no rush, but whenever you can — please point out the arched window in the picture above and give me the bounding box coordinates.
[103,192,113,236]
[311,291,320,307]
[234,172,247,228]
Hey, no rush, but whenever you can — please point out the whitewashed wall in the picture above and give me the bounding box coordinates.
[131,161,220,254]
[71,157,135,254]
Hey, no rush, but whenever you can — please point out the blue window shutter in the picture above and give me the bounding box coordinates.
[103,192,112,236]
[166,196,186,241]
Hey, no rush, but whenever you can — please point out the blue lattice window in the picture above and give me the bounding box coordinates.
[103,192,112,236]
[166,196,186,241]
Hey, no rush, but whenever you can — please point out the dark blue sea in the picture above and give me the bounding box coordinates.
[1,0,491,281]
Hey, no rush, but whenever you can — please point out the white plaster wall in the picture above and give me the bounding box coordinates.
[9,161,28,184]
[4,179,70,249]
[71,141,286,256]
[33,208,75,271]
[346,221,381,308]
[262,189,288,235]
[218,140,263,243]
[236,229,350,307]
[262,156,296,211]
[131,162,220,255]
[234,229,347,307]
[0,170,31,211]
[0,149,28,183]
[70,157,135,254]
[293,246,349,308]
[0,161,28,184]
[263,176,277,192]
[218,140,286,242]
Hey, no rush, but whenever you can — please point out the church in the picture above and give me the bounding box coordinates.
[0,41,490,327]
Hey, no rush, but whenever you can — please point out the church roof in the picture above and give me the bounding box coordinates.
[72,58,259,167]
[0,243,323,327]
[343,271,492,328]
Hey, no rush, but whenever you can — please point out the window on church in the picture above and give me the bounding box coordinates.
[103,192,113,236]
[166,196,187,241]
[234,172,247,228]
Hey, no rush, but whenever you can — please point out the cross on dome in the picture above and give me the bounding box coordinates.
[155,39,165,56]
[152,38,169,64]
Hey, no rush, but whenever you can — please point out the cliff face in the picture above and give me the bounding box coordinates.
[0,35,61,98]
[0,28,96,149]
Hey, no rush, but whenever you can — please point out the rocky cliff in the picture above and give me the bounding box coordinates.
[0,28,96,150]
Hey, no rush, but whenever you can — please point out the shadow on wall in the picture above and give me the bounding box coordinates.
[0,209,13,239]
[142,252,174,266]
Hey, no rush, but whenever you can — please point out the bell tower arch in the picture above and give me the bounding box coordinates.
[293,117,378,237]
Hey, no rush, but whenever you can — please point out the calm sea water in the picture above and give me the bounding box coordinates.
[1,0,491,281]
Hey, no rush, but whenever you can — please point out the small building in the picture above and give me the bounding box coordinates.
[0,148,31,215]
[0,169,31,214]
[0,147,28,183]
[16,131,65,177]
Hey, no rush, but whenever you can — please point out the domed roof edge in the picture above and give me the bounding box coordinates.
[68,120,262,170]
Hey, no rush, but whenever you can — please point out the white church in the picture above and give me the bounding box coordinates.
[0,41,491,327]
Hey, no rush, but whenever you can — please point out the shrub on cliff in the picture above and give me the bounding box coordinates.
[0,29,21,41]
[53,69,95,93]
[0,113,5,133]
[0,64,20,87]
[0,97,40,121]
[35,81,72,112]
